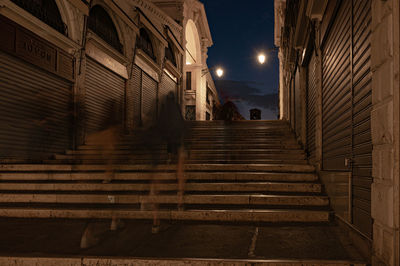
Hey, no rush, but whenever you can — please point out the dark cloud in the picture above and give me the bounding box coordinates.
[215,80,278,111]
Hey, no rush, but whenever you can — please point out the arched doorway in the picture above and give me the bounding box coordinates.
[184,19,202,120]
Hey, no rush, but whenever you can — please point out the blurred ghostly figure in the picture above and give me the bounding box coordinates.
[157,92,185,160]
[86,98,123,183]
[143,92,187,233]
[81,98,124,246]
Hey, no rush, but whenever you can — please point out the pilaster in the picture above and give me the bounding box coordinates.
[371,0,400,265]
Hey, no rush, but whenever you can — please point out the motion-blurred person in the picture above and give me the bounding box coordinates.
[85,98,123,183]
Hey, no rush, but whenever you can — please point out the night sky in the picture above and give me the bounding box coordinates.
[201,0,279,120]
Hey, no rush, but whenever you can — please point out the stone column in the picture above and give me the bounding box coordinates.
[371,0,400,265]
[278,50,288,120]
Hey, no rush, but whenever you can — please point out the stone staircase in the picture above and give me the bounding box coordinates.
[0,121,331,223]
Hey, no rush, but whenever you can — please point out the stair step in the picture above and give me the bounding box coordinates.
[0,207,331,222]
[0,172,317,181]
[56,153,307,159]
[46,159,309,165]
[67,149,305,155]
[0,193,329,206]
[0,182,322,193]
[78,144,301,150]
[0,164,316,172]
[0,257,365,266]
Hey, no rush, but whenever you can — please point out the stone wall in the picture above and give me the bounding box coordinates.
[371,0,400,265]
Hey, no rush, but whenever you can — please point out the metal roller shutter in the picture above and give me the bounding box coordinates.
[307,52,317,162]
[322,0,372,237]
[0,51,72,159]
[131,65,142,127]
[322,0,352,170]
[294,67,301,137]
[141,72,157,124]
[290,77,295,130]
[159,74,177,112]
[85,58,125,135]
[351,0,372,237]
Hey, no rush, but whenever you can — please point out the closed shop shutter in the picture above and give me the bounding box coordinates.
[159,74,177,112]
[322,0,372,238]
[141,72,157,124]
[351,0,372,237]
[131,65,142,127]
[322,0,352,170]
[294,67,301,137]
[306,52,317,162]
[0,51,72,159]
[290,77,295,130]
[85,58,125,135]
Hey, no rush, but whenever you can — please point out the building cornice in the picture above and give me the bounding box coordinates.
[131,0,182,34]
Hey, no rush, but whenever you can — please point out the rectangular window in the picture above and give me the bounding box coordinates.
[206,86,211,105]
[186,72,192,90]
[185,105,196,120]
[206,112,210,121]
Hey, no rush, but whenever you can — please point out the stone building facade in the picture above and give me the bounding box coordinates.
[275,0,400,265]
[0,0,219,160]
[149,0,219,121]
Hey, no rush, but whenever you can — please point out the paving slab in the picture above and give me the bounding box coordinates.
[0,218,364,264]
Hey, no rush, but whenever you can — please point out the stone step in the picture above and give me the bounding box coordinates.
[45,159,310,165]
[117,141,300,147]
[0,257,366,266]
[184,134,292,138]
[0,172,317,182]
[184,123,290,128]
[0,193,330,206]
[78,143,302,150]
[54,154,307,161]
[67,149,306,155]
[0,164,316,172]
[185,124,290,128]
[0,182,322,193]
[184,132,294,136]
[0,207,331,222]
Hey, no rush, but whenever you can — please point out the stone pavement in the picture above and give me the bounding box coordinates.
[0,218,365,264]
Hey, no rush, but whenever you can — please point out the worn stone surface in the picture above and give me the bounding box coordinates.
[372,183,394,228]
[371,13,393,69]
[0,218,364,264]
[370,0,400,265]
[0,257,82,266]
[372,60,394,104]
[372,145,394,181]
[371,101,393,145]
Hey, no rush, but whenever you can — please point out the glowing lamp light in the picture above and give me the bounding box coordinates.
[258,53,266,64]
[216,68,224,77]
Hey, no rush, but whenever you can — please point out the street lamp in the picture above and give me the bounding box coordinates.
[258,53,266,64]
[202,66,225,77]
[216,68,224,77]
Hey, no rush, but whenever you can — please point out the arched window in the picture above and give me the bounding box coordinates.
[165,40,176,67]
[88,5,123,53]
[11,0,67,35]
[137,28,155,61]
